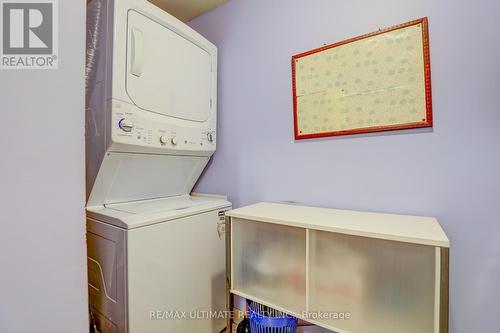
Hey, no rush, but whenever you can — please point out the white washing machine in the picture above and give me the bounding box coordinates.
[85,0,229,332]
[87,195,230,333]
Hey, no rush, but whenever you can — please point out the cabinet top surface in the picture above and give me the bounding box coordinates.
[226,202,449,247]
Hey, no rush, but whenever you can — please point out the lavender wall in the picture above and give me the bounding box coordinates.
[190,0,500,331]
[0,1,88,332]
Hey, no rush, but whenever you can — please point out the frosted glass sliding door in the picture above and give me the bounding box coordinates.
[308,230,437,333]
[231,218,307,314]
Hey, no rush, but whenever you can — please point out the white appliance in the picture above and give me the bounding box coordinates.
[85,0,230,332]
[86,195,230,333]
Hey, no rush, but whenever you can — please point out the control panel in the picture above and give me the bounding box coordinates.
[111,101,216,153]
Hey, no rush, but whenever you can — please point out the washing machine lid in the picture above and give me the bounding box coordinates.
[106,194,223,214]
[86,193,231,229]
[125,10,213,122]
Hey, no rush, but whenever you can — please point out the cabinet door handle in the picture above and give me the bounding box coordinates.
[130,28,144,77]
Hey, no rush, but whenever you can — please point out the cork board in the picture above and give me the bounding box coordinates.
[292,18,432,140]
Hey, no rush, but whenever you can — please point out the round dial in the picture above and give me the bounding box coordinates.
[118,118,133,132]
[159,135,168,144]
[171,136,179,145]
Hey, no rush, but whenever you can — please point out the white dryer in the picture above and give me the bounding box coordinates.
[85,0,230,332]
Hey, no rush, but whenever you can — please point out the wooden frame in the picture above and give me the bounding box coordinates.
[292,17,433,140]
[440,247,450,333]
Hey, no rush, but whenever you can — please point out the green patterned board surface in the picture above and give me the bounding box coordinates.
[294,23,428,136]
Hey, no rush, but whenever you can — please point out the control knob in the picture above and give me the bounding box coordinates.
[159,135,168,145]
[171,136,179,145]
[118,118,133,132]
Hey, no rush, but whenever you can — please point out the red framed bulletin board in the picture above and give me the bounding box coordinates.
[291,18,432,140]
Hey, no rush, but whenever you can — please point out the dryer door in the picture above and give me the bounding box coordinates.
[126,10,213,122]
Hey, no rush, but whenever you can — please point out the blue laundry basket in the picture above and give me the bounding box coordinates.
[247,300,298,333]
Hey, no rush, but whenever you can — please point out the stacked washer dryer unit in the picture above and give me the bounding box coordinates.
[85,0,230,332]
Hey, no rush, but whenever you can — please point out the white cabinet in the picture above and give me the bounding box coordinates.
[226,203,449,333]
